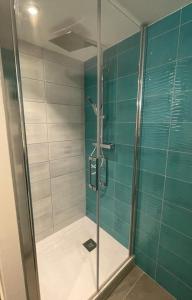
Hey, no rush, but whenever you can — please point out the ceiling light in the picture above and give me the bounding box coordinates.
[27,5,39,16]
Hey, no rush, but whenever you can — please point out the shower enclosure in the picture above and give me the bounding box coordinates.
[1,0,145,299]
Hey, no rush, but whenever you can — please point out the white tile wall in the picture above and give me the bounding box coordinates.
[27,143,49,164]
[20,54,44,80]
[50,156,84,178]
[29,162,50,183]
[45,82,83,106]
[47,123,84,142]
[25,124,47,144]
[22,78,45,101]
[47,104,83,124]
[24,102,46,123]
[44,61,83,87]
[31,179,51,201]
[19,41,85,241]
[49,140,83,160]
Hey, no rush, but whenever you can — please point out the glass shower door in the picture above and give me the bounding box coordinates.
[15,0,100,299]
[98,0,141,288]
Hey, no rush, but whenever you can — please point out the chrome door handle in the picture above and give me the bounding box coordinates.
[89,156,98,192]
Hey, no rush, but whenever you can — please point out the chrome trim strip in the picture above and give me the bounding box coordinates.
[96,0,102,291]
[129,25,147,256]
[0,0,41,299]
[92,256,135,300]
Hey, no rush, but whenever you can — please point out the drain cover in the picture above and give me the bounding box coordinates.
[83,239,97,252]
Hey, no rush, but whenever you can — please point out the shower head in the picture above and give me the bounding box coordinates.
[49,25,96,52]
[87,97,97,116]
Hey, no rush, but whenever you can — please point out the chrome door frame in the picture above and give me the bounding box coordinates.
[0,0,41,299]
[129,25,147,256]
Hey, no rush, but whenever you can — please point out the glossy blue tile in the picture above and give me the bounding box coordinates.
[165,177,192,211]
[118,47,139,77]
[117,74,138,100]
[146,29,178,69]
[116,100,136,123]
[85,105,96,122]
[175,56,192,92]
[117,32,140,54]
[86,211,96,223]
[103,121,115,144]
[172,90,192,122]
[104,80,117,102]
[116,144,134,167]
[167,151,192,183]
[84,56,97,70]
[100,206,114,229]
[100,195,115,212]
[162,202,192,238]
[135,228,159,259]
[158,246,192,288]
[104,56,117,81]
[103,101,116,122]
[159,224,192,264]
[86,197,96,215]
[141,123,169,149]
[103,44,117,60]
[114,199,131,223]
[85,85,97,103]
[142,94,172,123]
[84,66,97,87]
[85,121,96,140]
[169,122,192,152]
[112,230,129,248]
[147,11,180,39]
[137,191,162,221]
[114,181,132,205]
[135,250,156,278]
[115,123,135,145]
[100,178,115,199]
[136,210,160,237]
[179,21,192,58]
[181,3,192,24]
[144,63,175,97]
[113,216,130,240]
[156,265,192,300]
[115,164,133,187]
[139,170,165,198]
[140,147,167,175]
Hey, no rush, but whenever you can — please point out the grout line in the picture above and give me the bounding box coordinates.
[42,54,54,234]
[160,222,192,241]
[159,243,192,266]
[157,264,192,291]
[154,11,182,279]
[148,25,180,41]
[122,272,144,300]
[163,199,192,214]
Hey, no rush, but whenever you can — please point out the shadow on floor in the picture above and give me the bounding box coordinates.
[107,266,175,300]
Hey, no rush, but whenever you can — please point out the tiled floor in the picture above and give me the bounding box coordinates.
[107,266,175,300]
[36,216,128,300]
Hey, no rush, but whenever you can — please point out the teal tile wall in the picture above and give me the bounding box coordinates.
[135,4,192,299]
[84,32,140,248]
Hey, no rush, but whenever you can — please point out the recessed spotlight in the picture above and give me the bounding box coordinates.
[65,30,72,35]
[27,5,39,16]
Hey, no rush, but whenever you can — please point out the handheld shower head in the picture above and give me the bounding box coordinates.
[87,96,98,116]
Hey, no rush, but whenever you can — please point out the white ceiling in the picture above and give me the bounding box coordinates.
[16,0,192,61]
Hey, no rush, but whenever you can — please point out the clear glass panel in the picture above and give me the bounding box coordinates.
[98,0,140,287]
[15,1,98,299]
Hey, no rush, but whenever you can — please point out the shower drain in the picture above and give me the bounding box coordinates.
[83,239,97,252]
